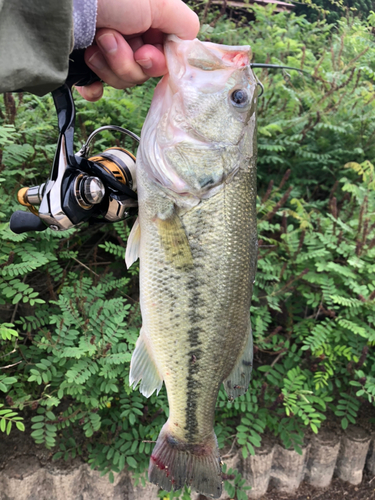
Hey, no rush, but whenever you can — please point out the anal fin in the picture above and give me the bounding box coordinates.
[125,217,141,268]
[129,328,163,398]
[224,322,253,400]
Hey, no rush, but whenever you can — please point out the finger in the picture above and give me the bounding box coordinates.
[141,28,164,46]
[97,0,200,40]
[134,44,167,77]
[85,46,138,88]
[85,37,147,88]
[150,0,200,39]
[95,29,148,84]
[127,36,144,53]
[75,82,104,102]
[125,30,167,76]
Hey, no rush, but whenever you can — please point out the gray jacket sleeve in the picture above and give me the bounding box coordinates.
[0,0,74,95]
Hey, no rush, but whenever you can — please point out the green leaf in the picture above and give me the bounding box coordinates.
[31,422,45,430]
[31,429,45,438]
[129,413,136,426]
[118,454,125,471]
[31,415,45,422]
[126,456,137,469]
[12,293,22,304]
[16,421,25,432]
[246,442,255,456]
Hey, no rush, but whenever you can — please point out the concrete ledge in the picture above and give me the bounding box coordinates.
[0,426,374,499]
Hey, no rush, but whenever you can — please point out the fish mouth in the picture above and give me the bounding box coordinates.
[164,35,253,97]
[165,35,251,71]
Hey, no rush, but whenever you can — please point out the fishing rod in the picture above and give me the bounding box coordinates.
[9,54,306,234]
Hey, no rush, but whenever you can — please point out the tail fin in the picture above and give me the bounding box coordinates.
[148,423,222,498]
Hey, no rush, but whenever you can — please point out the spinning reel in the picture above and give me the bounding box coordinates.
[10,51,139,234]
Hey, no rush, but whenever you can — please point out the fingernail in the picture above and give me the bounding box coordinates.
[98,33,118,54]
[136,58,152,70]
[88,51,106,71]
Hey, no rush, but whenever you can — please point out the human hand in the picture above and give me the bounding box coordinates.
[76,0,200,101]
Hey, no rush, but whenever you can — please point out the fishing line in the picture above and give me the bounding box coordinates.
[251,64,310,97]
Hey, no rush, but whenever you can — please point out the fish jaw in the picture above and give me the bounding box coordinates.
[138,36,258,203]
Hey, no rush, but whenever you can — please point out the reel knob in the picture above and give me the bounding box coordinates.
[75,174,105,209]
[82,176,105,205]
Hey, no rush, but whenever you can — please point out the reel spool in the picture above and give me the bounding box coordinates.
[87,147,137,221]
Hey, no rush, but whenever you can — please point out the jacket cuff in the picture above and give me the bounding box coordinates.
[73,0,98,49]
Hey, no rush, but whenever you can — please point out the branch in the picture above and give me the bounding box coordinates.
[0,360,22,370]
[71,256,99,277]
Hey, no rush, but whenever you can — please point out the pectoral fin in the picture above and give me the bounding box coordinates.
[125,218,141,268]
[129,328,163,398]
[157,213,193,269]
[224,322,253,399]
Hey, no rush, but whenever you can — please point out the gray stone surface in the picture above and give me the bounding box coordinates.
[269,443,309,493]
[242,439,274,499]
[306,430,341,488]
[335,426,371,485]
[366,432,375,475]
[0,456,158,500]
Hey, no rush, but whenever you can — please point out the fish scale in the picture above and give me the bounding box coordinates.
[127,35,258,497]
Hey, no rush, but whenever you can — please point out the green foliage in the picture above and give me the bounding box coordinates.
[1,5,375,499]
[158,486,193,500]
[0,404,24,434]
[203,5,375,196]
[157,465,251,500]
[293,0,374,25]
[334,392,360,429]
[222,464,252,500]
[30,408,58,447]
[0,323,18,340]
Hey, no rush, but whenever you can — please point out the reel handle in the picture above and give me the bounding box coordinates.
[66,50,101,88]
[10,211,47,234]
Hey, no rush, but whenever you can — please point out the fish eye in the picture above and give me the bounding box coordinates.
[230,89,248,107]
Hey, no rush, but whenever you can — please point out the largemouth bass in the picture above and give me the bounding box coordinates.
[126,35,258,498]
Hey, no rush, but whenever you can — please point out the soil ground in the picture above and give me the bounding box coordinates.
[260,472,375,500]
